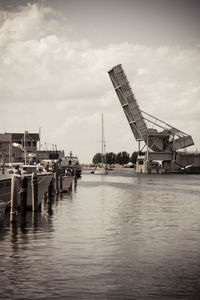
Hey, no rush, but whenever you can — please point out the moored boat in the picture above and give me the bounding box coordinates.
[61,175,74,192]
[25,172,54,208]
[61,151,81,177]
[0,171,53,210]
[94,166,108,175]
[0,175,12,205]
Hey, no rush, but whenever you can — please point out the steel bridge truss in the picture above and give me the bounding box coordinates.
[108,64,194,155]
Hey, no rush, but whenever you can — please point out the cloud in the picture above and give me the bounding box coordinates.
[0,3,200,162]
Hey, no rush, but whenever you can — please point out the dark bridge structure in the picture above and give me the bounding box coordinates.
[108,64,195,173]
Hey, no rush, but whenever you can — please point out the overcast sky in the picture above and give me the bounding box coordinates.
[0,0,200,163]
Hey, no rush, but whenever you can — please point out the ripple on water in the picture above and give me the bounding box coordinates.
[0,171,200,299]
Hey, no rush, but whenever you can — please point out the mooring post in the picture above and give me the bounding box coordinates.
[74,168,77,183]
[48,177,54,202]
[59,173,63,193]
[10,176,18,223]
[20,176,28,214]
[54,170,59,194]
[32,172,38,211]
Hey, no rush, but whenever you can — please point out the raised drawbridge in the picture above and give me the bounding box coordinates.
[108,64,194,172]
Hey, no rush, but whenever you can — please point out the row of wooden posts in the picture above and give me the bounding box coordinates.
[10,170,74,223]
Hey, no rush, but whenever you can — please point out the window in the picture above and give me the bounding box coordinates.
[32,141,36,147]
[28,141,31,147]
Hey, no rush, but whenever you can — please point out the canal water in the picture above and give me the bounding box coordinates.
[0,169,200,300]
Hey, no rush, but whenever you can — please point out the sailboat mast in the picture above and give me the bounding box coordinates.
[102,114,104,165]
[101,114,107,166]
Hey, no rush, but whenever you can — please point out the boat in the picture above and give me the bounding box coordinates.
[25,172,53,208]
[0,166,53,210]
[60,151,82,177]
[94,167,107,175]
[94,115,108,175]
[0,175,12,205]
[0,175,12,222]
[61,175,74,192]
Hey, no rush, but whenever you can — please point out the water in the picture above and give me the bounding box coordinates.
[0,169,200,300]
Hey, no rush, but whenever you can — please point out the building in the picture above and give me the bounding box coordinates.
[37,150,65,161]
[0,131,40,164]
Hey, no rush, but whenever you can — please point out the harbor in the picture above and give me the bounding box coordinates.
[0,169,200,299]
[0,60,200,300]
[1,1,200,299]
[0,64,200,300]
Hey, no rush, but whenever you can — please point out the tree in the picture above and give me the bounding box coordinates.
[116,152,123,165]
[92,153,102,164]
[130,151,138,164]
[116,151,130,165]
[121,151,130,165]
[93,150,130,166]
[105,152,116,167]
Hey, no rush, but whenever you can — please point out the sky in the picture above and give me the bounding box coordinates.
[0,0,200,163]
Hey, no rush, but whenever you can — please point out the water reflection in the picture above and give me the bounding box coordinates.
[1,194,58,242]
[10,222,18,248]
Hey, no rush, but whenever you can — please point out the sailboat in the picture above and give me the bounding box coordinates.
[94,115,108,175]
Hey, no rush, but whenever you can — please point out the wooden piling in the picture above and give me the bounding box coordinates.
[10,176,18,223]
[32,172,38,211]
[59,174,63,193]
[74,168,77,184]
[48,178,54,202]
[20,176,28,214]
[54,171,59,194]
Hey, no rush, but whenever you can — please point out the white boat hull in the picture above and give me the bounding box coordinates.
[0,176,12,205]
[26,173,53,208]
[94,168,108,175]
[0,173,53,210]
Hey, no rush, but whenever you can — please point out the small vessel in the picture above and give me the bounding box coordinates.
[94,115,108,175]
[25,172,54,208]
[0,175,12,205]
[62,175,74,192]
[94,167,107,175]
[0,175,12,222]
[0,168,53,210]
[61,151,81,177]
